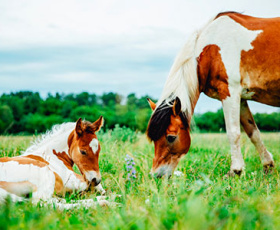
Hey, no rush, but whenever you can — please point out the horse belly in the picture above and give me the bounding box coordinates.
[240,55,280,107]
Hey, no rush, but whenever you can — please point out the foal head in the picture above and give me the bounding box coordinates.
[147,97,191,178]
[68,117,104,186]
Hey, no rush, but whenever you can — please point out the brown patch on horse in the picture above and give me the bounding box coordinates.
[215,12,280,106]
[0,156,49,168]
[240,100,256,138]
[53,172,65,195]
[0,181,37,197]
[52,150,74,171]
[197,44,230,101]
[52,149,86,187]
[25,155,49,165]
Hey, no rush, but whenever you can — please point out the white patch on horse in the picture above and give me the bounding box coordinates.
[195,16,262,173]
[90,138,99,154]
[0,161,55,201]
[21,122,88,191]
[153,164,173,178]
[195,15,262,87]
[84,170,101,182]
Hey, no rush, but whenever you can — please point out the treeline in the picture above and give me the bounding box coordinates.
[0,91,154,134]
[0,91,279,134]
[194,109,280,132]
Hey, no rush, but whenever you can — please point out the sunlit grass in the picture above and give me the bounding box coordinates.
[0,131,280,229]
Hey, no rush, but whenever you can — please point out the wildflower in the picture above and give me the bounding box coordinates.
[174,170,183,177]
[125,154,137,180]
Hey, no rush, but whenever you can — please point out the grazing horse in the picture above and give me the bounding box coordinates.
[147,12,280,177]
[0,117,105,208]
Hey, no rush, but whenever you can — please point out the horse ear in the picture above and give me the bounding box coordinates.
[91,116,104,133]
[147,98,156,111]
[172,97,181,116]
[75,118,83,136]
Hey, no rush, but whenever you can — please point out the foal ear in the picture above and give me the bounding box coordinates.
[147,98,156,111]
[75,118,83,136]
[91,116,104,133]
[172,97,181,116]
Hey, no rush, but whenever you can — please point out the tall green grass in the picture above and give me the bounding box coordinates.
[0,130,279,229]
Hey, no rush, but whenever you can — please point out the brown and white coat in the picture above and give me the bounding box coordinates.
[0,118,105,208]
[147,12,279,177]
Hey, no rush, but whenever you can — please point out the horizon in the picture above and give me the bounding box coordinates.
[1,90,279,115]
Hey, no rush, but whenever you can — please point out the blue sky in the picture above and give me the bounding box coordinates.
[0,0,279,113]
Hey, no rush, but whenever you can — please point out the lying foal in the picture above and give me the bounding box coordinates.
[0,117,108,209]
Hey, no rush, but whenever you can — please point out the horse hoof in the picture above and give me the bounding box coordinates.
[225,169,242,178]
[263,162,275,174]
[233,169,242,176]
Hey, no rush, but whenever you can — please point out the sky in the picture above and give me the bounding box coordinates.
[0,0,279,113]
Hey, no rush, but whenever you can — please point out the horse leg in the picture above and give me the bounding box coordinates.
[240,100,274,171]
[0,187,26,203]
[222,92,245,176]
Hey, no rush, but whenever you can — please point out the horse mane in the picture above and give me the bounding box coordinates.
[157,30,201,122]
[147,99,189,141]
[147,16,221,141]
[215,11,242,19]
[22,122,76,157]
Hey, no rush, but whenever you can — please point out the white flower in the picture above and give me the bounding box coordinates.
[174,170,183,177]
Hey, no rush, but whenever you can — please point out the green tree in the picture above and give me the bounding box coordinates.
[194,109,225,132]
[39,97,63,115]
[22,113,64,133]
[69,105,101,123]
[23,92,41,114]
[101,92,122,107]
[0,105,14,133]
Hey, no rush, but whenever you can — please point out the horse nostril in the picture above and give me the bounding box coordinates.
[92,178,101,186]
[167,135,177,143]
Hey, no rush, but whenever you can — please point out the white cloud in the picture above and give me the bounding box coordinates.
[0,0,279,113]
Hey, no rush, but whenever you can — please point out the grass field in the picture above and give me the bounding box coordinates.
[0,130,279,230]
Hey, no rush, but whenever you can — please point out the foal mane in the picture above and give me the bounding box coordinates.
[22,122,76,157]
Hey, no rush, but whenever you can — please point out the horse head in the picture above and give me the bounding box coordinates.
[68,116,104,186]
[147,97,191,178]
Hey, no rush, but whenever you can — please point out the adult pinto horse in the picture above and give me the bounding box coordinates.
[0,117,106,208]
[147,12,280,177]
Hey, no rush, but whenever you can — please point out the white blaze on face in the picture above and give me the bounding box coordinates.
[89,138,99,154]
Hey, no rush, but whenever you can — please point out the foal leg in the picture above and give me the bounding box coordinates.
[0,188,26,203]
[222,92,245,176]
[240,100,274,171]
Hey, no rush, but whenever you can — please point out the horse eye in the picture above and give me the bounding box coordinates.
[166,135,177,143]
[80,150,87,155]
